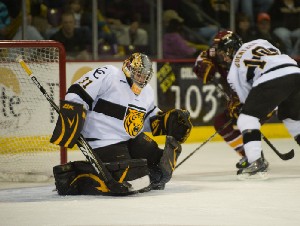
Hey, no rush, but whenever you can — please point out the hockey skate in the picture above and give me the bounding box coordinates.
[236,156,249,169]
[237,157,269,180]
[150,136,182,190]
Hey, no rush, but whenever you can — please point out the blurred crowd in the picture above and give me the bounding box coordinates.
[0,0,299,60]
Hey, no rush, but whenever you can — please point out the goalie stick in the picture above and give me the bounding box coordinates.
[215,84,294,161]
[175,118,233,169]
[17,57,129,194]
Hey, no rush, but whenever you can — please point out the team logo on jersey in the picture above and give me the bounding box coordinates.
[124,106,146,137]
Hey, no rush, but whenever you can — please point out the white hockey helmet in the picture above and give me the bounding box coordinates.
[122,53,153,95]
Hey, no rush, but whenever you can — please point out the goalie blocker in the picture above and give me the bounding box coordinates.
[50,100,86,148]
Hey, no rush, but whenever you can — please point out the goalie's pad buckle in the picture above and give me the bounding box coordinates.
[50,100,86,148]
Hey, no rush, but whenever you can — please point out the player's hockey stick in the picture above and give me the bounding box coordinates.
[175,118,233,169]
[17,57,129,194]
[215,84,294,161]
[262,135,294,160]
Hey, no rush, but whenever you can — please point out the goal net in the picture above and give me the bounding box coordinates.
[0,41,67,182]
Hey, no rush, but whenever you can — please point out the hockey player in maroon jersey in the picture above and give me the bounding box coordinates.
[193,30,249,169]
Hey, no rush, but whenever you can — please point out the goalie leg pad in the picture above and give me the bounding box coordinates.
[53,159,150,196]
[159,136,182,183]
[150,136,182,190]
[53,162,78,195]
[129,132,163,166]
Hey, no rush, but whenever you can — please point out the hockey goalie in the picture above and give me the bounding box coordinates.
[50,53,192,196]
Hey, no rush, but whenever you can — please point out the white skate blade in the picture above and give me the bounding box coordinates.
[237,171,269,181]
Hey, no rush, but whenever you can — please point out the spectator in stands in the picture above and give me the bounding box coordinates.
[234,0,274,26]
[200,0,230,29]
[109,18,148,55]
[0,1,11,39]
[68,0,83,28]
[123,20,148,46]
[235,13,256,43]
[104,0,135,24]
[50,11,90,60]
[163,17,197,59]
[30,0,51,39]
[253,12,287,53]
[163,9,208,51]
[80,3,118,55]
[43,0,66,38]
[270,0,300,57]
[13,14,44,40]
[164,9,199,45]
[1,0,23,40]
[177,0,220,45]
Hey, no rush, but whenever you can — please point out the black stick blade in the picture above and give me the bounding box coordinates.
[280,149,294,160]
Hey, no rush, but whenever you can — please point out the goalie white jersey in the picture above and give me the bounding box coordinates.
[65,65,160,148]
[227,39,300,103]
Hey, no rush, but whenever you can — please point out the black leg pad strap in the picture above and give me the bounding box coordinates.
[242,129,261,144]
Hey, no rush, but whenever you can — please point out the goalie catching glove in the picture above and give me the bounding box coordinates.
[150,109,192,143]
[50,100,86,148]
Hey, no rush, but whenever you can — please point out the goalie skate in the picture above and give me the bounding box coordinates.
[237,157,269,180]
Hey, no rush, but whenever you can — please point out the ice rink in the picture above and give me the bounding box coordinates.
[1,138,300,226]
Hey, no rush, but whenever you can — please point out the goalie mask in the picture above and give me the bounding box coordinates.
[122,53,153,95]
[214,31,243,69]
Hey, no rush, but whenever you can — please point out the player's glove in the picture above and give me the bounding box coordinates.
[227,94,243,119]
[150,109,193,143]
[193,49,216,84]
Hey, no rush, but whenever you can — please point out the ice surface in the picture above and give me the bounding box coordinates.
[1,139,300,226]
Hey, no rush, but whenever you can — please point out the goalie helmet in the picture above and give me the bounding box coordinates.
[214,30,243,69]
[122,53,153,95]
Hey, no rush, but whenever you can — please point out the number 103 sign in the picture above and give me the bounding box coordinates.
[156,62,226,126]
